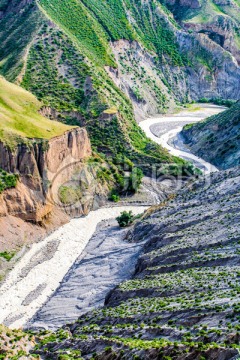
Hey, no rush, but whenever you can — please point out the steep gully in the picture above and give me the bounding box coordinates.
[0,105,225,330]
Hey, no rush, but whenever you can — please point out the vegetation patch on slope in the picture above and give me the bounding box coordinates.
[0,324,37,360]
[38,0,116,67]
[0,0,43,81]
[0,168,18,193]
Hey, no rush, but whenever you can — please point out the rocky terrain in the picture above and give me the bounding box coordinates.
[0,206,147,331]
[10,166,236,359]
[181,101,240,170]
[166,0,240,64]
[27,217,147,331]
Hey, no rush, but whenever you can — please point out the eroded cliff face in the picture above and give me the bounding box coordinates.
[177,31,240,99]
[165,0,240,63]
[183,17,240,64]
[107,41,176,122]
[0,124,117,253]
[0,127,92,223]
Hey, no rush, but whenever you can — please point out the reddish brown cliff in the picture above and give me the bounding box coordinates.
[0,127,91,223]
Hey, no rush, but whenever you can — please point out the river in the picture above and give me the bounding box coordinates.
[140,104,225,174]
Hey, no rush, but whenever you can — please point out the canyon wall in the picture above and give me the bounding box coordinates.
[0,128,91,222]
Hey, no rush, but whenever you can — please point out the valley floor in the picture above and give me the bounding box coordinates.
[35,166,240,360]
[0,104,226,334]
[0,207,147,329]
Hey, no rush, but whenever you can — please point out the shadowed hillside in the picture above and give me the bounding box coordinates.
[181,101,240,170]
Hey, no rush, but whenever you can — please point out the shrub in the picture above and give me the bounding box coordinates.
[116,210,135,227]
[0,169,18,194]
[0,252,15,262]
[111,194,120,202]
[109,189,121,202]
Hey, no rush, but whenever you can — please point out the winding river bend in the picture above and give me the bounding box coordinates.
[0,104,225,330]
[140,104,225,174]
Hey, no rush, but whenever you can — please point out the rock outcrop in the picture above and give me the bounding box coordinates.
[0,126,116,281]
[183,15,240,64]
[164,0,239,52]
[166,0,201,8]
[0,124,125,284]
[109,35,240,121]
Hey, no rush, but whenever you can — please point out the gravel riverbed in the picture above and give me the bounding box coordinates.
[0,206,147,329]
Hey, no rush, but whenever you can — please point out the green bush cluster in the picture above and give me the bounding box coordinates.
[198,98,237,108]
[81,0,135,42]
[116,210,135,227]
[0,251,15,262]
[0,168,18,194]
[22,27,89,114]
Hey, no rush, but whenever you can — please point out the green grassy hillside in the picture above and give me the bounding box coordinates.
[0,0,44,81]
[39,0,185,67]
[38,0,116,67]
[0,76,74,147]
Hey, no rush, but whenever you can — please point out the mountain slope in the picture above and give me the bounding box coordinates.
[0,0,182,176]
[164,0,240,64]
[0,0,239,176]
[181,101,240,170]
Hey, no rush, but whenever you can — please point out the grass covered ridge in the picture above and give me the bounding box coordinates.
[0,76,74,147]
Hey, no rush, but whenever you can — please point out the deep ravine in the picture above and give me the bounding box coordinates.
[0,105,223,331]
